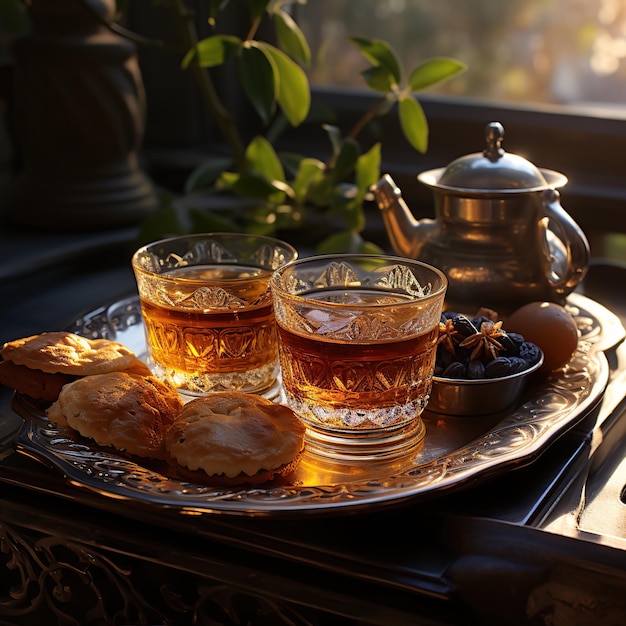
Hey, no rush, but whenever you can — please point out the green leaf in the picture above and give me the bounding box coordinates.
[273,8,311,66]
[136,200,187,245]
[291,158,326,204]
[408,57,466,92]
[306,176,335,208]
[361,66,395,93]
[243,202,293,235]
[218,171,240,191]
[355,143,381,198]
[247,0,271,20]
[316,230,382,255]
[360,240,385,254]
[183,35,241,69]
[316,230,363,255]
[331,138,360,184]
[398,94,429,153]
[350,37,401,85]
[188,207,238,233]
[184,157,234,194]
[258,42,311,126]
[324,183,362,230]
[323,124,343,157]
[229,171,287,201]
[245,136,285,183]
[240,43,277,125]
[225,139,290,205]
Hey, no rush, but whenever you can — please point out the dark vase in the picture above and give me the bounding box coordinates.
[5,0,159,231]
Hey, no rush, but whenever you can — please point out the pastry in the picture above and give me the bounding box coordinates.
[165,392,305,486]
[46,372,183,459]
[0,360,78,403]
[0,331,151,402]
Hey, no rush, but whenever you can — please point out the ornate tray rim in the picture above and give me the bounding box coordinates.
[12,293,622,517]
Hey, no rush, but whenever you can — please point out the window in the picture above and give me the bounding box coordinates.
[298,0,626,111]
[293,0,626,261]
[21,0,619,261]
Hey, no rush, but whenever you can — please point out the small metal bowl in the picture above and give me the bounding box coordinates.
[427,351,544,416]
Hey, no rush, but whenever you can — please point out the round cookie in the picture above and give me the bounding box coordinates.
[0,331,151,402]
[0,360,79,403]
[46,372,183,459]
[1,331,150,376]
[165,392,305,485]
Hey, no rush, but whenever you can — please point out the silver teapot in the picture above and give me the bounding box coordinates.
[372,122,590,313]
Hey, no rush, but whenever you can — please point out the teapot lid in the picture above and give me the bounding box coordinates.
[419,122,567,192]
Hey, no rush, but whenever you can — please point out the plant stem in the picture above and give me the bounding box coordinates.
[167,0,247,171]
[246,16,262,41]
[345,96,388,141]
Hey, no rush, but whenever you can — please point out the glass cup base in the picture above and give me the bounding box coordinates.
[302,417,426,463]
[149,358,280,399]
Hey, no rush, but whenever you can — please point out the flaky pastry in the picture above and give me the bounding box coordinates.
[0,360,78,403]
[165,392,305,485]
[46,372,183,459]
[0,331,151,402]
[1,331,150,376]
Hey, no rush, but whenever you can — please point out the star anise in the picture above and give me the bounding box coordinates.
[437,318,461,354]
[459,320,505,361]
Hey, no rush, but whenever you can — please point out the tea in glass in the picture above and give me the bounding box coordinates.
[132,233,297,396]
[271,254,447,460]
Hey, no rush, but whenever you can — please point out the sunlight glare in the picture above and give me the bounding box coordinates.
[591,32,626,75]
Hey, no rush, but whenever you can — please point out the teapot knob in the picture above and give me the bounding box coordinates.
[483,121,505,162]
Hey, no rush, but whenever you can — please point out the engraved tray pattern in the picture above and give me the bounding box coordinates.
[12,293,622,516]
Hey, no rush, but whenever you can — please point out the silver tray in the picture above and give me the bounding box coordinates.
[12,293,623,516]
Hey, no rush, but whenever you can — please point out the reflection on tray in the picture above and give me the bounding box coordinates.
[12,293,622,516]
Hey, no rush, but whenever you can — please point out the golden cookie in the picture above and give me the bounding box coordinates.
[1,331,146,376]
[46,372,183,459]
[0,360,79,403]
[165,392,305,484]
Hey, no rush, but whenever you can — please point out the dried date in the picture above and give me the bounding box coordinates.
[435,309,542,380]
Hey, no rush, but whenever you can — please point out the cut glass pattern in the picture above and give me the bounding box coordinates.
[315,261,360,288]
[372,265,433,298]
[275,260,440,340]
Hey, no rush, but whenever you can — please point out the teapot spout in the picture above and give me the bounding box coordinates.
[371,174,436,259]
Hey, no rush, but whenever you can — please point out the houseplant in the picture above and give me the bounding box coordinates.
[103,0,466,251]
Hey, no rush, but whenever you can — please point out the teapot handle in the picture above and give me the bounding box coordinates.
[540,188,590,297]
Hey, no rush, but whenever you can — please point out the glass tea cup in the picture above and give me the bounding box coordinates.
[132,233,298,397]
[270,254,447,461]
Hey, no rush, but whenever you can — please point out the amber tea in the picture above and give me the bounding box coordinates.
[132,234,298,396]
[271,255,447,460]
[140,265,277,394]
[277,290,439,428]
